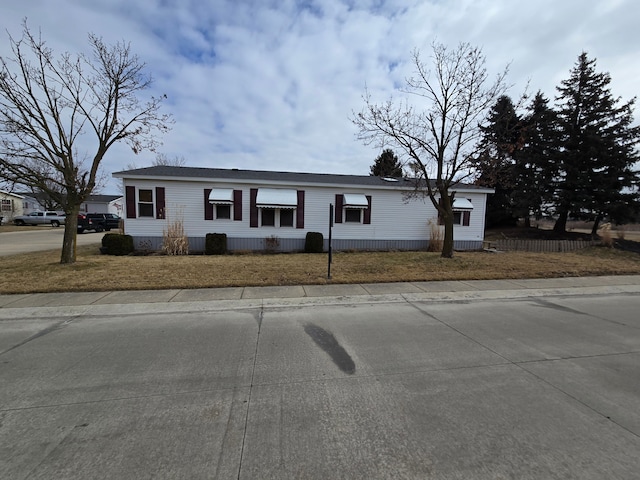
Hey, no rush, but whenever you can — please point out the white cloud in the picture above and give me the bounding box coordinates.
[1,0,638,193]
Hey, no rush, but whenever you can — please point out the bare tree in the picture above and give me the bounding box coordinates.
[353,43,508,257]
[0,21,172,263]
[153,153,187,167]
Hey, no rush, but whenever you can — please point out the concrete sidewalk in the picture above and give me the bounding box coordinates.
[2,275,640,312]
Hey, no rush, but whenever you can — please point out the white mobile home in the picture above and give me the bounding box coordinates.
[112,166,493,252]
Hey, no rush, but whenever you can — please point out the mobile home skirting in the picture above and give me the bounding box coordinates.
[130,236,483,253]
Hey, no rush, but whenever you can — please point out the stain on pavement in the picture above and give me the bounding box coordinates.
[304,323,355,374]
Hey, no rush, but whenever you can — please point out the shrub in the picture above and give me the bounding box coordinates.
[162,210,189,255]
[101,233,116,247]
[599,223,613,247]
[264,235,280,253]
[426,219,443,252]
[304,232,324,253]
[101,233,134,256]
[205,233,227,255]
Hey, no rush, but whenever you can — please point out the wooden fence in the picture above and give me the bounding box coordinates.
[489,239,597,253]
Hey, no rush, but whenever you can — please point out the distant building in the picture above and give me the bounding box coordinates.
[80,194,123,215]
[0,190,43,223]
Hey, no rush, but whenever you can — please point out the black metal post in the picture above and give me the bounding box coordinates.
[328,203,333,279]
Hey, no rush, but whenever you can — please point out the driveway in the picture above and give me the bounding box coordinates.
[1,288,639,479]
[0,227,104,256]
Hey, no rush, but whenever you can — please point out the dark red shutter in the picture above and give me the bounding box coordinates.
[250,188,258,227]
[296,190,305,229]
[335,194,343,223]
[463,211,471,226]
[125,186,136,219]
[363,195,372,224]
[155,187,165,219]
[233,190,242,221]
[204,189,213,220]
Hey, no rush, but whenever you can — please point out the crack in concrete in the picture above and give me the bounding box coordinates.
[236,306,263,480]
[0,319,73,356]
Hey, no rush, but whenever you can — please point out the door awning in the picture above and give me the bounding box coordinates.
[209,188,234,204]
[256,188,297,209]
[453,198,474,210]
[343,193,369,208]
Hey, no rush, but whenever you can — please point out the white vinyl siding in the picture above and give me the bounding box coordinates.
[121,179,488,244]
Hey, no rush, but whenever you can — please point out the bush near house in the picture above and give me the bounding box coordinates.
[205,233,227,255]
[305,232,324,253]
[101,233,134,256]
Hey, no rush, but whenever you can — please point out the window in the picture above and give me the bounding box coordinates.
[261,208,275,226]
[216,204,231,219]
[1,199,11,211]
[336,193,371,223]
[206,188,241,221]
[453,198,472,226]
[259,207,295,227]
[345,208,362,223]
[255,189,297,228]
[250,188,304,228]
[138,189,154,217]
[280,209,294,227]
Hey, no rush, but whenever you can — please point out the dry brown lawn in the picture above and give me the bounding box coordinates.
[2,244,640,294]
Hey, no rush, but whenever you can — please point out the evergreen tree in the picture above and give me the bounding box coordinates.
[370,148,403,177]
[553,53,640,234]
[513,92,560,226]
[474,95,523,227]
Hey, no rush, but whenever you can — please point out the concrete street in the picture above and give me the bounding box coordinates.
[1,277,640,479]
[0,227,104,257]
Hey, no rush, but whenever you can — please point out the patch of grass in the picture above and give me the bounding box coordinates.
[1,243,640,294]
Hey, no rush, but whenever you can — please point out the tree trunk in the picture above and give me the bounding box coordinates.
[441,217,454,258]
[439,193,455,258]
[523,216,531,228]
[60,207,80,264]
[591,214,602,238]
[553,208,569,234]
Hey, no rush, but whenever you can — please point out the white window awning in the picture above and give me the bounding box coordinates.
[209,188,234,204]
[453,198,474,210]
[256,188,297,209]
[343,193,369,208]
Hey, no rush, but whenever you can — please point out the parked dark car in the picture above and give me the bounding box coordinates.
[77,214,102,233]
[87,213,121,231]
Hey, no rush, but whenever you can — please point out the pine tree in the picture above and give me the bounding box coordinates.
[370,149,403,177]
[553,53,640,234]
[474,95,523,227]
[513,91,560,226]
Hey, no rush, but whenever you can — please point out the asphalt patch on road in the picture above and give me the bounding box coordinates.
[304,323,355,374]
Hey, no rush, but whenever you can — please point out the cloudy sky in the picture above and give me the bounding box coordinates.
[2,0,638,193]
